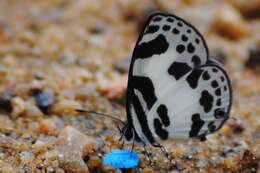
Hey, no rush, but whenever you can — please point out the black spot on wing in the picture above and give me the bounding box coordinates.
[187,43,195,53]
[172,28,180,34]
[195,38,200,44]
[133,34,169,59]
[192,55,201,66]
[167,18,174,22]
[211,80,219,88]
[132,93,155,144]
[162,25,171,31]
[212,68,218,72]
[157,104,170,127]
[181,34,188,42]
[130,76,157,110]
[189,113,205,137]
[176,44,185,53]
[154,118,169,140]
[215,88,221,96]
[177,22,183,27]
[145,25,159,34]
[202,71,210,80]
[186,69,203,89]
[168,62,192,80]
[216,98,222,106]
[199,90,214,113]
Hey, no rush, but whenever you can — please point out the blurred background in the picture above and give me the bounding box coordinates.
[0,0,259,172]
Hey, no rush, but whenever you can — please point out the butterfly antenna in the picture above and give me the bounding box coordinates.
[75,109,126,126]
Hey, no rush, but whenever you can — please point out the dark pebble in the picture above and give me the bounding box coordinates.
[34,90,54,114]
[170,163,181,171]
[220,151,227,157]
[239,150,259,172]
[233,125,244,134]
[245,45,260,70]
[89,25,104,34]
[0,90,14,114]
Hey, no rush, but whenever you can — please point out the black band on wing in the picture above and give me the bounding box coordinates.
[133,34,169,59]
[131,93,155,144]
[129,76,157,110]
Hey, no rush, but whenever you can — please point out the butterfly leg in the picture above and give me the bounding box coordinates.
[152,143,169,159]
[143,144,153,164]
[131,138,135,153]
[117,125,126,149]
[120,139,125,149]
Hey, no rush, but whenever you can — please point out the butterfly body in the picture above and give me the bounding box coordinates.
[123,13,232,146]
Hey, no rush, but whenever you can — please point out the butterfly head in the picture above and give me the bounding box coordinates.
[120,124,142,143]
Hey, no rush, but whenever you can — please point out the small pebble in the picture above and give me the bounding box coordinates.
[54,126,97,173]
[52,99,82,115]
[10,96,25,118]
[104,74,128,100]
[245,45,260,70]
[86,156,102,171]
[39,118,59,136]
[143,167,156,173]
[237,150,259,172]
[25,101,44,117]
[20,151,35,165]
[34,90,54,114]
[0,90,13,114]
[0,166,15,173]
[213,4,248,40]
[232,0,260,18]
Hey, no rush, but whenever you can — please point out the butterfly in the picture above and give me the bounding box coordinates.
[77,12,232,151]
[120,12,232,148]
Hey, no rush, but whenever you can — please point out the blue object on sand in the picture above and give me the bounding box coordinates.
[103,149,139,169]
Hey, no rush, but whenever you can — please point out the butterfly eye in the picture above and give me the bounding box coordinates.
[123,125,134,141]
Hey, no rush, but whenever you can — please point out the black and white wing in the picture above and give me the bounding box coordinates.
[126,13,232,145]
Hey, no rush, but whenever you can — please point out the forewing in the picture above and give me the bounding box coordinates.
[126,13,210,144]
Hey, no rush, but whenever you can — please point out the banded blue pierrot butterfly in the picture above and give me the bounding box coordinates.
[77,12,232,152]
